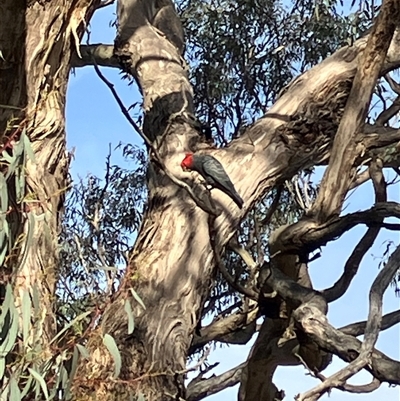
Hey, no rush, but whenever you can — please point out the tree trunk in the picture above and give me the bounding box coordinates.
[0,0,98,392]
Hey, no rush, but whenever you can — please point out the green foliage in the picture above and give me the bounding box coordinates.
[103,334,122,378]
[57,144,147,318]
[179,0,377,143]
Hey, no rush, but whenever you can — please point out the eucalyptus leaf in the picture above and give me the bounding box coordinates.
[76,343,90,359]
[50,311,91,345]
[103,333,121,378]
[124,299,135,335]
[28,368,49,400]
[22,289,31,344]
[129,288,146,310]
[9,377,21,401]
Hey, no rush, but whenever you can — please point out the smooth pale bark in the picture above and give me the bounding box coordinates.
[73,1,400,400]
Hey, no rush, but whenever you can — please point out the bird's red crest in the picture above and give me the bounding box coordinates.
[181,153,194,170]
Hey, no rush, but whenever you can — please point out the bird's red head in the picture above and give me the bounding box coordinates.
[181,153,194,171]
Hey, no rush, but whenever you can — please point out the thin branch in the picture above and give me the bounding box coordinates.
[349,168,370,190]
[323,159,387,302]
[186,362,246,401]
[228,238,259,271]
[376,95,400,125]
[384,73,400,94]
[92,60,219,216]
[340,309,400,336]
[214,249,259,300]
[361,124,400,149]
[260,186,283,225]
[340,378,381,393]
[296,354,381,394]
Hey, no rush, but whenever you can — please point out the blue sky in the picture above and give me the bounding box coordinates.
[66,4,399,400]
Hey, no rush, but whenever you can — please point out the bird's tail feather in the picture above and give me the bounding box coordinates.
[231,191,244,209]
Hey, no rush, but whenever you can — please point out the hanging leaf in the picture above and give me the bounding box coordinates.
[124,299,135,335]
[129,288,146,310]
[28,368,49,400]
[0,285,18,356]
[22,289,31,345]
[0,173,8,212]
[9,376,21,401]
[103,334,122,378]
[76,343,90,359]
[67,346,80,391]
[22,130,36,163]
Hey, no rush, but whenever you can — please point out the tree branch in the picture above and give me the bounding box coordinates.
[186,362,246,401]
[340,309,400,336]
[274,202,400,255]
[323,159,387,302]
[71,44,119,68]
[295,244,400,401]
[311,0,400,223]
[190,305,258,354]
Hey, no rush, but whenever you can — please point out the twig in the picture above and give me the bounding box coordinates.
[228,238,258,271]
[260,186,283,225]
[296,352,381,394]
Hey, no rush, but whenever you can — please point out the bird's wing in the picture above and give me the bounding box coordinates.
[202,156,231,184]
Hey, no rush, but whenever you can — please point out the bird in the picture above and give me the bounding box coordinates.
[181,153,243,208]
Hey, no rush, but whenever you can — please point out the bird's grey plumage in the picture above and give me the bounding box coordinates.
[192,155,243,208]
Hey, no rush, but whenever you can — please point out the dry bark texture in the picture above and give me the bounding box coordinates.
[73,1,400,401]
[0,0,99,358]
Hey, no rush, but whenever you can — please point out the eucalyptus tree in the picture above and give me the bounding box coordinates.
[0,0,399,400]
